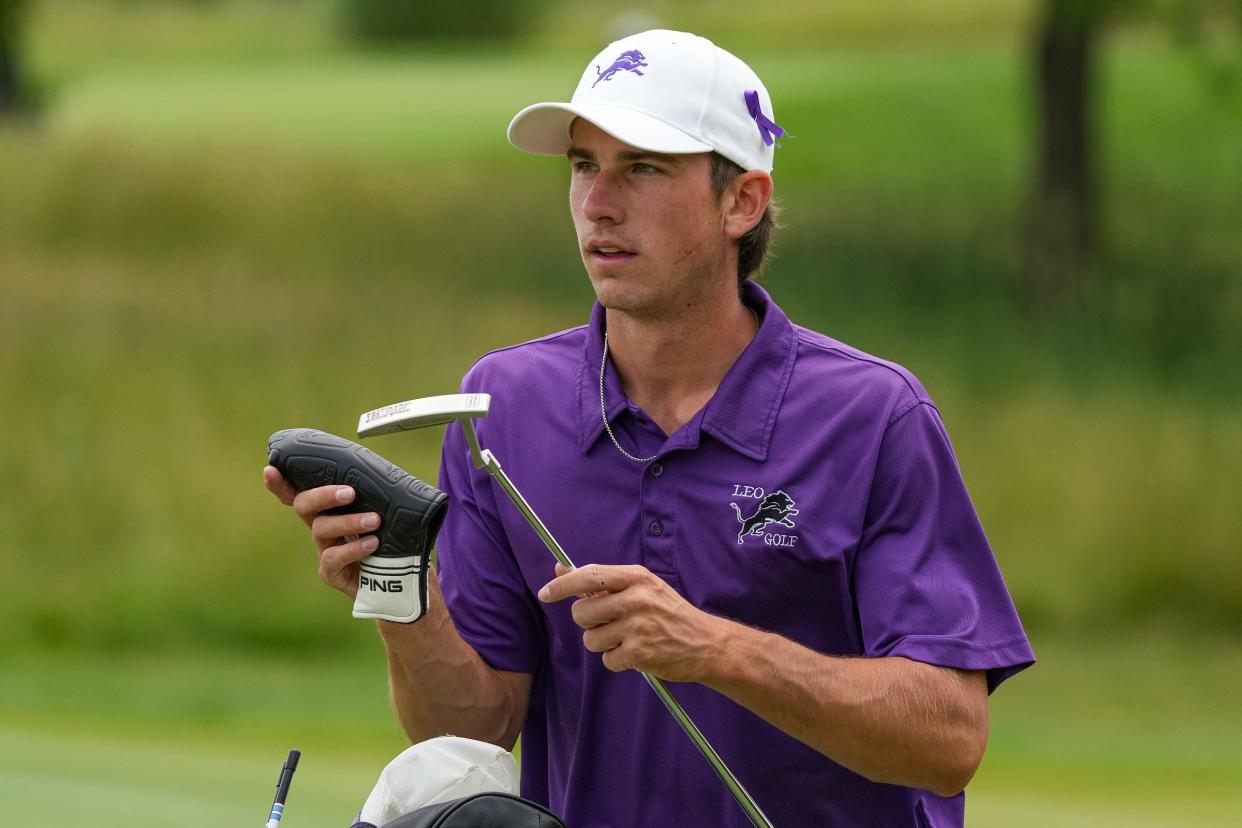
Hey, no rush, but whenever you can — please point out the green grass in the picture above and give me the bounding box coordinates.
[28,0,338,78]
[40,51,575,163]
[2,634,1239,825]
[970,632,1242,826]
[27,0,1038,76]
[0,649,404,827]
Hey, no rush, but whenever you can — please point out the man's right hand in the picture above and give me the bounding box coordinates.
[262,464,531,749]
[262,465,381,599]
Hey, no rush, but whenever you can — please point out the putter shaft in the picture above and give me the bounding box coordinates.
[479,449,774,828]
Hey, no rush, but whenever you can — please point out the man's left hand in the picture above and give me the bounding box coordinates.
[538,563,726,682]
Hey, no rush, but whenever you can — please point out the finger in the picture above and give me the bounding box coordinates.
[292,484,355,525]
[539,563,631,604]
[553,562,597,597]
[571,593,619,629]
[601,645,635,673]
[553,562,598,599]
[320,535,379,587]
[312,511,382,547]
[263,466,299,506]
[583,624,624,654]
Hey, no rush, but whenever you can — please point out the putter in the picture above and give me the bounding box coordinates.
[358,394,774,828]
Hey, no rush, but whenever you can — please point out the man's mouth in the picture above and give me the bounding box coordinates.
[587,242,637,263]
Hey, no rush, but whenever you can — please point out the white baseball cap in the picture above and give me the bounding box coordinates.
[507,29,784,174]
[355,736,518,825]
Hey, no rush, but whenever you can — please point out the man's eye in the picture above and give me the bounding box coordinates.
[573,161,597,173]
[633,163,659,174]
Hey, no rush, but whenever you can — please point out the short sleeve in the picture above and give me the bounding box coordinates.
[855,402,1035,692]
[435,418,545,674]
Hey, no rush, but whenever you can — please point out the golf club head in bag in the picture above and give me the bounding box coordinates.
[267,428,448,623]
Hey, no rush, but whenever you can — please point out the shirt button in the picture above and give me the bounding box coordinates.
[648,520,664,536]
[649,463,664,477]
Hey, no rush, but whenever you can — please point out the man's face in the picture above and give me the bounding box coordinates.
[567,119,729,316]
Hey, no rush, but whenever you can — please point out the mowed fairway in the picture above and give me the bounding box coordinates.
[0,651,404,826]
[4,1,1241,823]
[2,635,1241,824]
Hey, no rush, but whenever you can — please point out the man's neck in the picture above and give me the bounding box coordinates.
[604,287,757,437]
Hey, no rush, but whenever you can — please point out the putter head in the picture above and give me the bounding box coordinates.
[358,393,492,469]
[358,394,491,437]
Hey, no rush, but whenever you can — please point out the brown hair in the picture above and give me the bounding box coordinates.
[708,153,781,285]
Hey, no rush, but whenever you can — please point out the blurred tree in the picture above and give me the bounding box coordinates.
[339,0,549,43]
[1027,0,1240,311]
[0,0,31,115]
[1027,0,1103,311]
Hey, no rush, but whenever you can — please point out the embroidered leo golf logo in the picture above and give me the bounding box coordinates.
[593,50,649,87]
[729,485,800,547]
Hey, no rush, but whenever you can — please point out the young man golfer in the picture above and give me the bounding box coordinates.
[264,30,1034,826]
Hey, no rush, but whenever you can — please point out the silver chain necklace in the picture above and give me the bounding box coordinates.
[600,306,760,463]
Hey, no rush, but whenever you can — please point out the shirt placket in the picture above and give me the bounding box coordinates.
[638,452,684,594]
[615,406,690,593]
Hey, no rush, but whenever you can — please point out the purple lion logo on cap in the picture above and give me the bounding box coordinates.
[593,49,648,88]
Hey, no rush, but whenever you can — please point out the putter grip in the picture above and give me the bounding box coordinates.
[267,428,448,624]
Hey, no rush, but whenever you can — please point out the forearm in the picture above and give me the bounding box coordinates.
[702,621,988,796]
[541,562,988,794]
[378,574,528,750]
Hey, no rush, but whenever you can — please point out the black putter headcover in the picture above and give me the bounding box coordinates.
[267,428,449,624]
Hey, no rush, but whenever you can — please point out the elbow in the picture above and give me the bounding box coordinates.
[928,764,976,798]
[865,720,987,796]
[399,711,522,753]
[494,715,524,753]
[489,674,531,752]
[455,695,525,752]
[930,709,989,797]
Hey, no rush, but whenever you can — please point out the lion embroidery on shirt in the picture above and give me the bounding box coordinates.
[730,490,799,544]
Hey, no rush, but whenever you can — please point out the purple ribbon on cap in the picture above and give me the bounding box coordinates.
[745,89,785,147]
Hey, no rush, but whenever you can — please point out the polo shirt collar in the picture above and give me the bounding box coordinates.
[576,281,797,462]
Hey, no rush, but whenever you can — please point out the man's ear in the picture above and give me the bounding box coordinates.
[722,171,773,240]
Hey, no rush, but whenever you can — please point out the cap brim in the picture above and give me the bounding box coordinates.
[508,102,713,157]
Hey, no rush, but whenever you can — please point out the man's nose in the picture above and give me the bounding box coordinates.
[580,170,626,225]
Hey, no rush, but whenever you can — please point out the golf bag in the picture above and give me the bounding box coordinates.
[352,792,566,828]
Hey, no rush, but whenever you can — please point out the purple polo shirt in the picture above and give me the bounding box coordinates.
[435,281,1034,827]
